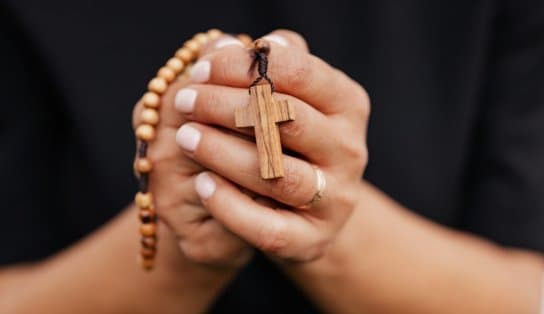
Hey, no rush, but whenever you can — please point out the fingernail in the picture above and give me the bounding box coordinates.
[262,34,288,47]
[195,172,216,199]
[176,124,201,151]
[190,60,210,83]
[175,88,197,113]
[215,37,244,49]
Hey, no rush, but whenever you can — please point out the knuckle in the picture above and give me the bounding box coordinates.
[180,232,250,267]
[198,139,221,166]
[201,89,220,115]
[342,140,368,171]
[189,88,214,123]
[153,195,174,217]
[256,219,289,254]
[213,52,231,81]
[283,55,312,91]
[279,118,304,138]
[153,193,183,220]
[300,239,328,262]
[145,135,174,164]
[353,84,371,119]
[150,176,193,217]
[269,161,304,197]
[181,241,215,264]
[213,48,240,82]
[273,29,309,50]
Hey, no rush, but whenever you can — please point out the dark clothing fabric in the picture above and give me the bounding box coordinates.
[1,0,543,313]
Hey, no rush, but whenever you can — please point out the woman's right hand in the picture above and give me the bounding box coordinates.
[132,56,253,269]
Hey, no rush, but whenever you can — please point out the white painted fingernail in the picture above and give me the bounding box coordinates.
[215,37,244,49]
[263,34,288,47]
[195,172,216,199]
[190,60,210,83]
[175,88,197,113]
[176,124,201,151]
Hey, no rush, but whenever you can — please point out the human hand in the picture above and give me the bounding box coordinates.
[174,30,369,262]
[132,70,253,269]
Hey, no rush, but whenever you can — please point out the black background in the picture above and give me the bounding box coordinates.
[1,1,543,312]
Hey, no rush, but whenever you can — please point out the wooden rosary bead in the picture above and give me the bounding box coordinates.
[141,247,156,258]
[138,255,154,271]
[207,28,222,40]
[139,208,156,223]
[140,223,157,237]
[166,57,185,73]
[135,157,153,173]
[184,39,200,54]
[135,191,153,208]
[175,47,194,63]
[148,77,168,94]
[134,29,226,271]
[141,236,157,248]
[193,32,209,45]
[140,108,159,125]
[142,92,160,108]
[135,124,155,141]
[157,66,176,83]
[237,34,253,47]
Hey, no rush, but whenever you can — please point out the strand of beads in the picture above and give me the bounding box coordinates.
[134,29,223,271]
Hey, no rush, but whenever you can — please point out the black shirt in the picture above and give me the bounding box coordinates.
[1,0,543,313]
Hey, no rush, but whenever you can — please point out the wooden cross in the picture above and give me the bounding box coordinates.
[235,81,295,179]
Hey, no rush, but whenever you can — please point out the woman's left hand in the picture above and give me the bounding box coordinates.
[174,30,370,262]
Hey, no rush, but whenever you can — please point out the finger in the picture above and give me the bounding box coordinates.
[175,122,333,209]
[199,34,247,57]
[188,40,362,115]
[148,150,258,226]
[149,163,205,232]
[148,163,255,269]
[172,174,253,268]
[132,30,237,131]
[175,84,340,165]
[178,218,253,268]
[131,30,316,130]
[262,29,309,52]
[198,29,309,59]
[195,172,324,261]
[132,74,196,131]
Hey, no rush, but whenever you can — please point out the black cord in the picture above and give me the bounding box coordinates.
[249,41,275,92]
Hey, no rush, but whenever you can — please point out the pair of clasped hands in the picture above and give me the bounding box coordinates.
[133,30,369,269]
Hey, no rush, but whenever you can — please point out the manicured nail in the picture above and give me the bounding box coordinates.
[215,37,244,49]
[175,88,197,113]
[176,124,201,151]
[190,60,210,83]
[262,34,288,47]
[195,172,216,199]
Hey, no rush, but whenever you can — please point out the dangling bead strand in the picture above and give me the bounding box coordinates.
[133,28,228,271]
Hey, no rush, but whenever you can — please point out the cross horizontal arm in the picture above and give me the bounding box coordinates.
[274,99,295,122]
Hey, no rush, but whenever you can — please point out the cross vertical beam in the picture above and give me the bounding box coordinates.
[235,82,295,179]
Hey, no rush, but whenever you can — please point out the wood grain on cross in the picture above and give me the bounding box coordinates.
[235,81,295,179]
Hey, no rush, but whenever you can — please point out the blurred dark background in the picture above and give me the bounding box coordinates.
[1,1,543,313]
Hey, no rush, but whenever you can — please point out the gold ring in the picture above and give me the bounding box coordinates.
[297,165,327,209]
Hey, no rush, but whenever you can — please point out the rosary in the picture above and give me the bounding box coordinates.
[133,29,294,270]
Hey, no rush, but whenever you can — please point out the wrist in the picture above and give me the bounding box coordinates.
[270,182,371,307]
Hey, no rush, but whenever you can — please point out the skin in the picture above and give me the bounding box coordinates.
[172,30,544,313]
[0,29,543,313]
[0,207,236,313]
